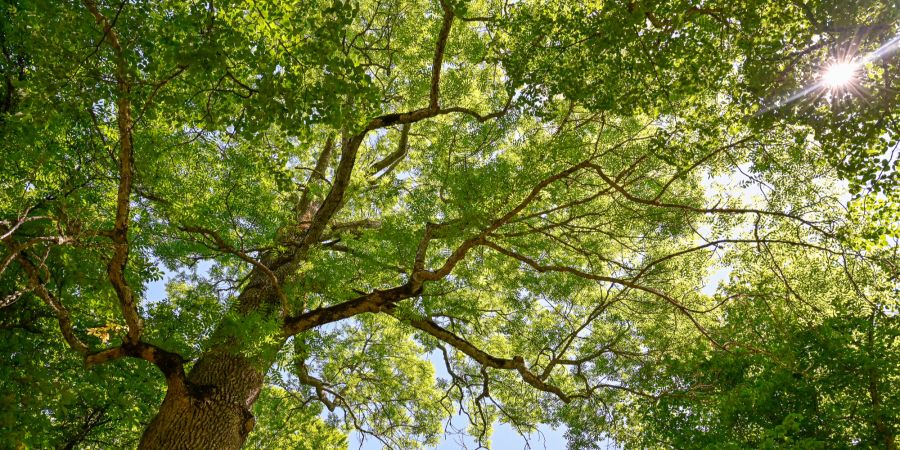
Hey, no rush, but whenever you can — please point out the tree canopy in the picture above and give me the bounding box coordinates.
[0,0,898,448]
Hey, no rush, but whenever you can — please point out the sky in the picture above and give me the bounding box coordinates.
[349,420,573,450]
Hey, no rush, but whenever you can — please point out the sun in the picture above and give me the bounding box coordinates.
[821,62,859,88]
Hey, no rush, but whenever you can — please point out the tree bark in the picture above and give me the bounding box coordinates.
[138,353,263,450]
[138,268,284,450]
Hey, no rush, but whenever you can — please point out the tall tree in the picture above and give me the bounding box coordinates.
[1,0,897,448]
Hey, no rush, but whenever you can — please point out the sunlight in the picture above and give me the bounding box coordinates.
[761,32,900,113]
[821,62,858,88]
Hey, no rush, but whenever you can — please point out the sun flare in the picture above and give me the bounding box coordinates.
[821,62,859,88]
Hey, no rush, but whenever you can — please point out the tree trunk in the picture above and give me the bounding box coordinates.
[138,353,264,450]
[139,269,285,449]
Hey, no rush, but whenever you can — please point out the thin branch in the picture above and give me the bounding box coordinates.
[480,240,728,350]
[391,312,572,402]
[179,224,288,313]
[651,136,753,202]
[15,252,89,354]
[413,158,592,283]
[132,64,189,128]
[588,162,833,236]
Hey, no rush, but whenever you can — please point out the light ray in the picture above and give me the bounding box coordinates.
[760,32,900,114]
[862,33,900,62]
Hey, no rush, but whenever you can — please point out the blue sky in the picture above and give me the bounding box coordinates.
[350,422,571,450]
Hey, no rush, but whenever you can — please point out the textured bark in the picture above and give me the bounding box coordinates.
[139,269,282,450]
[138,353,263,450]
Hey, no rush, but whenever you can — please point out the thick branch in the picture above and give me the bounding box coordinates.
[282,283,417,335]
[295,134,335,225]
[84,0,142,342]
[370,123,410,175]
[15,249,188,383]
[285,159,598,333]
[364,103,509,131]
[85,340,187,384]
[287,0,457,259]
[430,1,454,110]
[293,133,366,256]
[295,360,338,411]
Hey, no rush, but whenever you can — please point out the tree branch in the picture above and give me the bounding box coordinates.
[15,252,90,354]
[295,359,338,412]
[370,123,410,176]
[85,340,187,385]
[430,1,454,110]
[294,134,335,227]
[84,0,142,343]
[588,162,833,236]
[390,312,572,403]
[413,158,592,283]
[282,283,418,336]
[480,239,728,349]
[179,224,288,313]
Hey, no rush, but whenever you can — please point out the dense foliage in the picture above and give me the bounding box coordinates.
[1,0,898,448]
